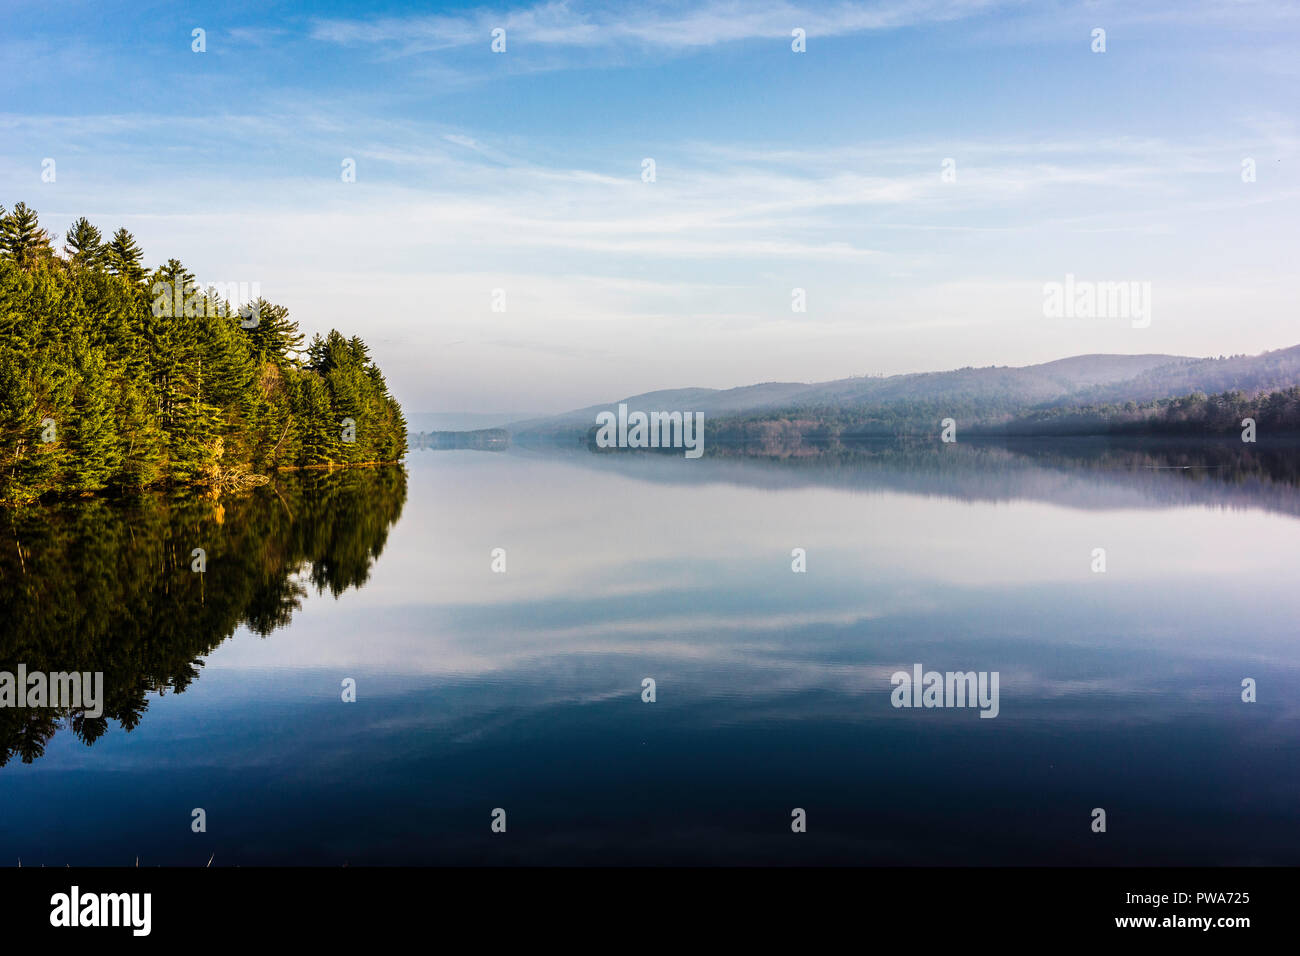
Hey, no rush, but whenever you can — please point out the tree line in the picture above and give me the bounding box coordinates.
[994,388,1300,436]
[0,201,406,503]
[701,387,1300,446]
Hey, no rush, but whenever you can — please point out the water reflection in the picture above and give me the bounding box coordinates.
[3,440,1299,864]
[532,435,1300,517]
[0,468,406,765]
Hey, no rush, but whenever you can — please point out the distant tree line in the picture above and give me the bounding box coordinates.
[992,388,1300,436]
[704,388,1300,446]
[0,202,406,502]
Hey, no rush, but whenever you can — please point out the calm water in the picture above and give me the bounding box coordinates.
[2,441,1298,865]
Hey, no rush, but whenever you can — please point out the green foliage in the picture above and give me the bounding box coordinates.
[63,217,106,269]
[0,202,407,502]
[994,387,1300,436]
[104,227,145,284]
[0,202,56,272]
[703,387,1300,445]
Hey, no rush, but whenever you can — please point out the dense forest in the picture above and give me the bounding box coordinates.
[993,387,1300,436]
[519,346,1300,450]
[697,386,1300,448]
[0,201,406,503]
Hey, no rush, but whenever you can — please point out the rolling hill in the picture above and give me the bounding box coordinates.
[508,346,1300,441]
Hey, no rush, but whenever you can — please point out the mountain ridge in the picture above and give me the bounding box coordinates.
[508,346,1300,439]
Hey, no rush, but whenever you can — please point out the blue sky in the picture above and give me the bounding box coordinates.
[3,0,1298,413]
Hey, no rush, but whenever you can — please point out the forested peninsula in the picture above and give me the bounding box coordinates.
[0,202,406,503]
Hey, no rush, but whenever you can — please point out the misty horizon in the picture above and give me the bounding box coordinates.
[412,341,1300,423]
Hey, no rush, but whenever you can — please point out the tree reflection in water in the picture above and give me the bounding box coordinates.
[0,467,407,765]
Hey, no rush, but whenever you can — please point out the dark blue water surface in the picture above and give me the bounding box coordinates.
[2,440,1297,865]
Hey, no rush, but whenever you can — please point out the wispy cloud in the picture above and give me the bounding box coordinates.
[310,0,1014,57]
[7,0,1299,409]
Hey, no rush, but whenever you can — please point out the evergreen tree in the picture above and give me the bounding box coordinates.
[65,343,120,491]
[246,298,305,367]
[0,202,54,270]
[64,217,106,268]
[152,258,196,312]
[105,227,146,284]
[0,202,407,502]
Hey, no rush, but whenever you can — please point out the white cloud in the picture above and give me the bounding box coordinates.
[5,100,1298,410]
[309,0,1015,57]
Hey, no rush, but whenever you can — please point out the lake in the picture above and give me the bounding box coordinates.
[2,439,1298,865]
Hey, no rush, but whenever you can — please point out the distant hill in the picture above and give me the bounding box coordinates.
[784,353,1186,406]
[508,346,1300,442]
[1069,349,1300,404]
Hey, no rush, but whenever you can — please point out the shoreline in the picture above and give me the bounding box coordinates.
[0,459,408,507]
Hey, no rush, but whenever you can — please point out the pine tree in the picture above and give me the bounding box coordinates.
[65,344,120,491]
[64,217,106,268]
[294,372,338,466]
[105,227,146,284]
[149,258,200,318]
[245,298,305,366]
[0,203,54,271]
[0,202,407,501]
[113,377,167,489]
